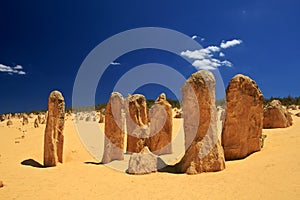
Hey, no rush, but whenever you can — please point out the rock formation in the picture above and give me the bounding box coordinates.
[102,92,125,164]
[22,114,29,125]
[44,91,65,167]
[98,113,104,123]
[34,118,39,128]
[0,114,5,122]
[126,94,149,153]
[263,100,293,128]
[128,147,157,175]
[7,120,12,126]
[148,93,173,155]
[296,112,300,117]
[176,70,225,174]
[222,74,264,160]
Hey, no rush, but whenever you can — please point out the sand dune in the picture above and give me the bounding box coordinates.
[0,110,299,199]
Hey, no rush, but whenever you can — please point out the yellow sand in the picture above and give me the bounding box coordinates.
[0,110,299,199]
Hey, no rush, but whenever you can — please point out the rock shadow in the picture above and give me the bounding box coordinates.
[21,159,45,168]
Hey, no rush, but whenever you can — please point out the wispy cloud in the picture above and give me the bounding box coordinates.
[220,39,243,49]
[191,35,197,40]
[191,35,205,42]
[181,38,242,70]
[0,64,26,75]
[110,62,121,66]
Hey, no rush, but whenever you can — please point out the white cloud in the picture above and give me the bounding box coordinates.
[14,65,23,70]
[220,39,243,49]
[181,37,241,70]
[201,38,205,42]
[0,64,26,75]
[192,35,197,40]
[110,62,121,65]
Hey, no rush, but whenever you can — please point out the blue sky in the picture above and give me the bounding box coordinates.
[0,0,299,113]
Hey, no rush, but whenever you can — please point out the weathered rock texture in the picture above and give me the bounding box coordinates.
[222,74,264,160]
[126,94,149,153]
[263,100,293,128]
[102,92,125,164]
[176,70,225,174]
[148,93,173,155]
[128,147,157,175]
[43,91,65,167]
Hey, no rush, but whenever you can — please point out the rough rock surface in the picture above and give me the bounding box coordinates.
[102,92,125,164]
[126,94,149,153]
[128,147,157,175]
[222,74,264,160]
[176,70,225,174]
[148,93,173,155]
[263,100,293,128]
[44,91,65,167]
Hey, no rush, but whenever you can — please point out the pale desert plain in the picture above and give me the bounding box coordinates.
[0,109,299,199]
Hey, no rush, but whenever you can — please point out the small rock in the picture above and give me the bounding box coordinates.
[295,112,300,117]
[128,147,157,175]
[0,180,4,188]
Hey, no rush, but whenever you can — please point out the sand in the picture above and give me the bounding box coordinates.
[0,110,300,199]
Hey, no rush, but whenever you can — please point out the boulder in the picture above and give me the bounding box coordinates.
[102,92,125,164]
[44,91,65,167]
[126,94,149,153]
[148,93,173,155]
[222,74,264,160]
[128,147,157,175]
[176,70,225,174]
[0,180,3,188]
[263,100,293,128]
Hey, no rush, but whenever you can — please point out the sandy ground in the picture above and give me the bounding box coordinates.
[0,110,300,199]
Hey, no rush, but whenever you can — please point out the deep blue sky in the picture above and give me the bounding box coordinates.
[0,0,299,113]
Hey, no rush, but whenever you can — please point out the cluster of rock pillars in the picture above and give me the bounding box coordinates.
[42,70,294,175]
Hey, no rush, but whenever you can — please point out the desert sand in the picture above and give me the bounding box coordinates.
[0,110,299,199]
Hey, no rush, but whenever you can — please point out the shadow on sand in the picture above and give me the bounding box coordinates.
[21,159,45,168]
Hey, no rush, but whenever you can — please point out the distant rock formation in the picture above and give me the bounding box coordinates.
[44,91,65,167]
[102,92,125,164]
[126,94,149,153]
[98,113,104,123]
[22,114,29,125]
[34,118,39,128]
[263,100,293,128]
[176,70,225,174]
[7,120,12,126]
[128,147,157,175]
[148,93,172,155]
[222,74,264,160]
[0,114,5,122]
